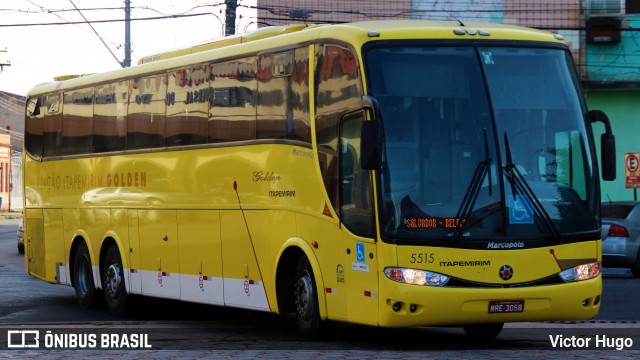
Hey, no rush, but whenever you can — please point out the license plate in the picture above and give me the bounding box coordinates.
[488,300,524,314]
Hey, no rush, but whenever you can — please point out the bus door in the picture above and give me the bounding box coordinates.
[339,113,378,325]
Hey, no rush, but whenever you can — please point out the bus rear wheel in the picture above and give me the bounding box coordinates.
[293,256,332,340]
[463,323,504,338]
[102,245,129,316]
[73,242,101,308]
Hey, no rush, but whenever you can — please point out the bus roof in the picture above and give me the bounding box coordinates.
[27,20,565,96]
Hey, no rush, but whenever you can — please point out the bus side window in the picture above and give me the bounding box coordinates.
[128,74,167,149]
[42,93,63,158]
[315,43,363,213]
[340,113,374,237]
[256,48,311,143]
[25,96,45,158]
[166,66,209,146]
[61,87,94,155]
[209,57,257,142]
[94,81,128,153]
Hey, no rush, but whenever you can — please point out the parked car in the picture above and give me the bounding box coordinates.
[601,201,640,277]
[17,218,24,254]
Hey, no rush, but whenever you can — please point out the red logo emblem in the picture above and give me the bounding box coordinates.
[499,265,513,281]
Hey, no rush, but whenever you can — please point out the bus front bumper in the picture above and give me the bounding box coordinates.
[377,276,601,327]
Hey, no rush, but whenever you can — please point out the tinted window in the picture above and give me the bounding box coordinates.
[314,44,363,212]
[94,80,128,152]
[209,57,257,142]
[128,74,167,149]
[166,66,209,146]
[341,112,373,237]
[25,95,45,158]
[42,93,63,157]
[62,87,93,155]
[256,48,311,142]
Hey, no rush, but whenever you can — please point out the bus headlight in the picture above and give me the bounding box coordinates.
[384,267,449,286]
[559,262,601,282]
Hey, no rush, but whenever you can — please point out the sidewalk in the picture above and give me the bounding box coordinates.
[0,212,22,221]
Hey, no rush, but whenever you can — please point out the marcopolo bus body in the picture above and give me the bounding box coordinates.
[23,20,615,339]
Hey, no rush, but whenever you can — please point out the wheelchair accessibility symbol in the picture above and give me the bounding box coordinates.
[356,242,365,262]
[508,195,534,224]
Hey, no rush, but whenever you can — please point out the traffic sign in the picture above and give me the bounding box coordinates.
[625,152,640,188]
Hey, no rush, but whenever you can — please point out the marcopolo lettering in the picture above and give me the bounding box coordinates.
[487,241,525,249]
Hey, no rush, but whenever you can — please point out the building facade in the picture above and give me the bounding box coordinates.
[0,133,12,210]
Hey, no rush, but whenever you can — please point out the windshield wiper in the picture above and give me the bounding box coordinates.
[502,132,561,242]
[453,128,492,239]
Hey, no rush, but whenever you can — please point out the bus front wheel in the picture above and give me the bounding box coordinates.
[73,242,101,308]
[293,256,332,340]
[102,245,129,316]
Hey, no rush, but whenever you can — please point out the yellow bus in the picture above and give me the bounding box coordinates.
[23,20,616,340]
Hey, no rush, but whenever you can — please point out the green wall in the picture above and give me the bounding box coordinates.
[586,89,640,201]
[587,15,640,82]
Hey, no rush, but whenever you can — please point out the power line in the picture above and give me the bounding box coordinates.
[68,0,122,67]
[0,12,215,27]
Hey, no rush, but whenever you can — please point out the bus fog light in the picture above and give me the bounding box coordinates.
[384,267,449,286]
[392,301,403,312]
[559,262,601,282]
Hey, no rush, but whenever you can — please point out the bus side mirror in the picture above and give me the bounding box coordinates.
[360,96,382,170]
[588,110,616,181]
[601,133,616,181]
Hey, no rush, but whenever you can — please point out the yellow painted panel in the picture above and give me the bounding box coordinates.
[177,210,222,277]
[43,209,64,283]
[220,210,264,281]
[24,209,45,280]
[343,230,379,326]
[138,209,179,298]
[138,210,179,272]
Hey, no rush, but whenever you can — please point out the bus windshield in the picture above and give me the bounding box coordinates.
[364,44,598,244]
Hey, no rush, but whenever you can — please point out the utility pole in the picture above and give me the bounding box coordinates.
[225,0,238,36]
[123,0,132,67]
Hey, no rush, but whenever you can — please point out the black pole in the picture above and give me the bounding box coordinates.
[123,0,131,67]
[225,0,238,36]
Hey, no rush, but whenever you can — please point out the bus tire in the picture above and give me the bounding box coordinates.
[294,256,332,340]
[463,323,504,338]
[73,242,100,308]
[102,245,129,316]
